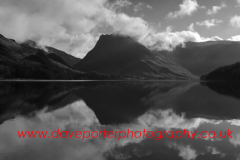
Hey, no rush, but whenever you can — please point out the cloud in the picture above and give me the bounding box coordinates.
[188,23,195,31]
[227,119,240,126]
[196,19,223,28]
[0,0,152,58]
[110,0,132,11]
[139,27,213,51]
[109,13,151,40]
[230,15,240,28]
[167,142,198,160]
[109,17,219,52]
[206,146,225,158]
[0,0,115,58]
[0,0,224,58]
[137,108,222,131]
[166,0,201,19]
[0,101,197,160]
[206,147,220,155]
[208,36,223,41]
[200,135,222,142]
[229,133,240,147]
[0,97,234,160]
[236,0,240,6]
[228,35,240,41]
[133,2,153,13]
[0,100,148,160]
[37,101,100,127]
[206,3,226,15]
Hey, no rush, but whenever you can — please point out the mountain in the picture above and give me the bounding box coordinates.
[0,34,118,80]
[47,53,71,67]
[74,34,198,80]
[23,40,81,67]
[46,47,81,67]
[200,62,240,81]
[170,41,240,77]
[2,32,240,80]
[74,34,240,80]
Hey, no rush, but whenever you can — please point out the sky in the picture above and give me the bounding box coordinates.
[0,0,240,58]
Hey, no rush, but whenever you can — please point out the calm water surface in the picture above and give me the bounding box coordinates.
[0,81,240,160]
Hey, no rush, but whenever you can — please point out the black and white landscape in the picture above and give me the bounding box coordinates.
[1,0,240,160]
[1,33,240,80]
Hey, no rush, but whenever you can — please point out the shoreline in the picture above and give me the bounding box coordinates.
[0,79,205,82]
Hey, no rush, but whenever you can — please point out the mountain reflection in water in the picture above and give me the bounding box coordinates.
[0,81,240,160]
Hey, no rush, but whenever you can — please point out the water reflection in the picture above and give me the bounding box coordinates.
[0,81,240,160]
[202,82,240,100]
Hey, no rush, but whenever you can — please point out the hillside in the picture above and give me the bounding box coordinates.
[74,34,198,80]
[201,62,240,81]
[46,47,81,67]
[0,34,117,80]
[170,41,240,77]
[2,33,240,80]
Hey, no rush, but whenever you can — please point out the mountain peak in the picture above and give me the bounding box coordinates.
[0,34,10,42]
[0,34,5,39]
[23,40,38,48]
[88,34,140,57]
[74,33,198,80]
[97,34,135,45]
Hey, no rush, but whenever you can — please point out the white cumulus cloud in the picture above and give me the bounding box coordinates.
[228,35,240,41]
[0,0,152,58]
[110,0,132,11]
[208,36,223,41]
[206,3,226,15]
[196,19,223,28]
[230,15,240,28]
[0,0,226,58]
[236,0,240,6]
[133,2,153,13]
[188,23,195,31]
[166,0,201,19]
[139,26,217,51]
[167,142,198,160]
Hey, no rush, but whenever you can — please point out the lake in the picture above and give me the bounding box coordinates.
[0,81,240,160]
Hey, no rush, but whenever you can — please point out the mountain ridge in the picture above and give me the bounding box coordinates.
[74,34,198,80]
[2,33,240,80]
[0,34,119,80]
[201,62,240,81]
[170,40,240,77]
